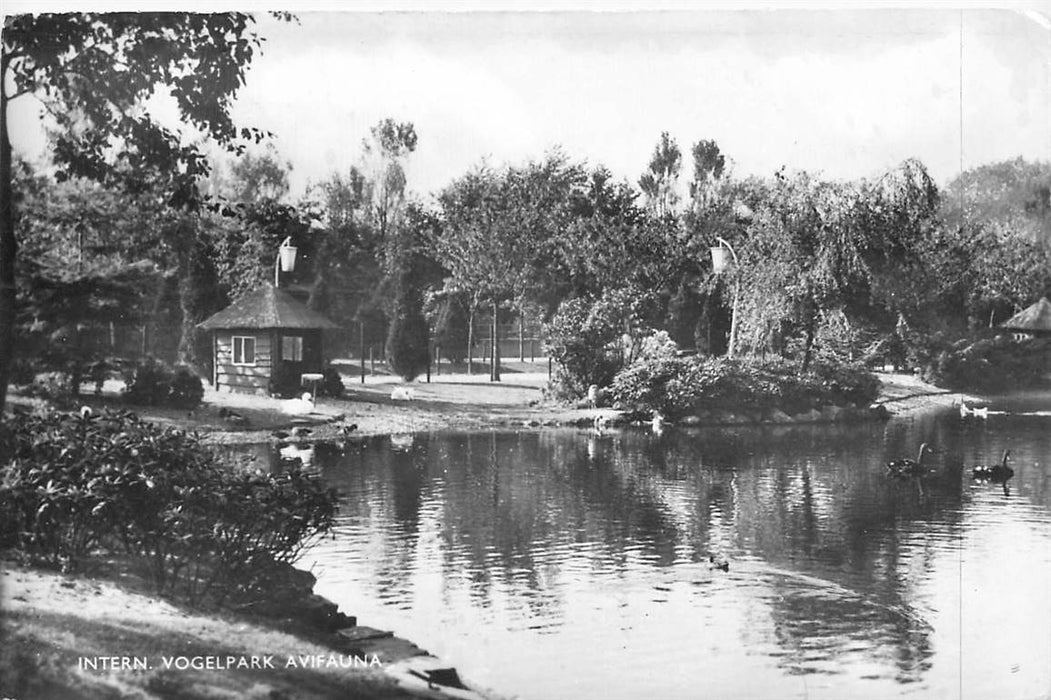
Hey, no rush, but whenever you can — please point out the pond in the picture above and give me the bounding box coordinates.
[236,405,1051,700]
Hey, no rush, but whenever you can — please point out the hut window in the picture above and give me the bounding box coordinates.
[282,335,304,361]
[233,336,256,365]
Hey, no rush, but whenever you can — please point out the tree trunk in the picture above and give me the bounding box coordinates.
[801,307,818,373]
[490,300,501,382]
[176,233,219,377]
[466,304,475,375]
[0,79,16,413]
[518,313,524,362]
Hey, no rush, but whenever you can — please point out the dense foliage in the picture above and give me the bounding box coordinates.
[268,361,302,399]
[611,333,880,419]
[386,267,431,382]
[2,13,280,409]
[0,409,336,604]
[122,359,204,409]
[6,20,1048,404]
[926,335,1051,394]
[316,366,345,398]
[543,291,644,400]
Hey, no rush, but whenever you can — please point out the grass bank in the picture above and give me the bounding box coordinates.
[0,559,484,700]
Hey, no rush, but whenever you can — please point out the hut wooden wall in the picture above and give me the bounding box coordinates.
[215,331,273,394]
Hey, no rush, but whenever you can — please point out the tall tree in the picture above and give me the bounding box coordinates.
[1,12,274,410]
[362,118,418,272]
[308,167,378,328]
[638,131,682,218]
[688,138,726,209]
[736,170,870,369]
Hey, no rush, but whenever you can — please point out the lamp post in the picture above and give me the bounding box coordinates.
[710,236,739,358]
[274,237,297,287]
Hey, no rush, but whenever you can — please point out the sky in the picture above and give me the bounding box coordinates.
[4,3,1051,202]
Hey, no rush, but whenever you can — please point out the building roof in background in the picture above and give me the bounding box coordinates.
[1000,297,1051,332]
[198,285,339,330]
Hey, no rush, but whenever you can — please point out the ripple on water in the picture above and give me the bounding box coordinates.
[285,416,1051,700]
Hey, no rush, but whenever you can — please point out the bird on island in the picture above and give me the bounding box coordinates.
[587,384,599,409]
[79,405,93,418]
[972,449,1014,482]
[885,443,933,478]
[651,411,665,435]
[337,423,358,438]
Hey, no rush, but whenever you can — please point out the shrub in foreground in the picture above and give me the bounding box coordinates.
[0,409,336,604]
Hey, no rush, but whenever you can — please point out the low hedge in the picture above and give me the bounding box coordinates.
[0,409,337,604]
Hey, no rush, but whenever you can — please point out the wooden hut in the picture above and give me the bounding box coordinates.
[999,297,1051,339]
[198,285,339,395]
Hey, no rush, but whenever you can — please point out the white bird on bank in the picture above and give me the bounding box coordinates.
[281,395,314,415]
[959,401,989,419]
[651,411,665,435]
[587,384,599,409]
[391,386,416,401]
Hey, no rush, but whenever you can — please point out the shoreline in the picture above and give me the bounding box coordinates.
[7,372,973,449]
[182,370,971,446]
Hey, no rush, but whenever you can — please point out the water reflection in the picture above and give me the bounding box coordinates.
[266,409,1051,700]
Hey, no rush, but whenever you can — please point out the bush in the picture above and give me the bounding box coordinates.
[611,339,880,419]
[0,409,337,603]
[123,359,204,409]
[123,359,171,405]
[20,372,76,409]
[316,366,344,398]
[269,362,301,398]
[8,359,38,387]
[544,292,639,400]
[926,335,1051,393]
[169,367,205,409]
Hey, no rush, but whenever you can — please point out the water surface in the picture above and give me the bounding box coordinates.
[253,408,1051,700]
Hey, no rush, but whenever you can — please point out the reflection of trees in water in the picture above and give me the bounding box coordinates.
[760,584,933,682]
[718,418,960,681]
[301,412,1051,683]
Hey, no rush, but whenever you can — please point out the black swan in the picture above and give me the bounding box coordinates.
[973,449,1013,482]
[886,443,932,477]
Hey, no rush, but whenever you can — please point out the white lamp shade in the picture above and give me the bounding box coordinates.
[278,241,297,272]
[710,245,731,274]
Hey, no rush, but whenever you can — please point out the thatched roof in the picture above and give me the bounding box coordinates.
[198,285,339,330]
[1000,297,1051,332]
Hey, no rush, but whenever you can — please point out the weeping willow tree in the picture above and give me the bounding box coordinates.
[733,160,944,369]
